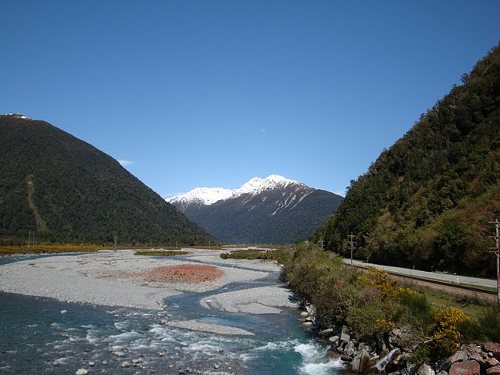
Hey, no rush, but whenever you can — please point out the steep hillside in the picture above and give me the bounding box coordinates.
[316,44,500,277]
[0,115,212,245]
[169,175,343,243]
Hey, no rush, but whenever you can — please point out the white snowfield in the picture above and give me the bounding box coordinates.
[167,174,306,207]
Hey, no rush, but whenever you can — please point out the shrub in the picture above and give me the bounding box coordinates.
[431,306,472,356]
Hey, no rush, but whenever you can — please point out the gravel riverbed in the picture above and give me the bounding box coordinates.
[0,249,297,335]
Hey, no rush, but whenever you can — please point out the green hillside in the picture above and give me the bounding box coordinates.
[316,44,500,277]
[0,116,213,245]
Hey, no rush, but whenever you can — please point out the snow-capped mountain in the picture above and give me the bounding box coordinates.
[168,175,343,244]
[168,175,302,209]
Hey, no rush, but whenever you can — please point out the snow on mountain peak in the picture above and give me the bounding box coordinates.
[168,187,234,206]
[167,175,304,207]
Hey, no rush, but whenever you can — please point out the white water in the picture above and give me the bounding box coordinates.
[375,348,400,372]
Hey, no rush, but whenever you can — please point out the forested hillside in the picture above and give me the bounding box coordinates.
[0,116,213,245]
[315,44,500,277]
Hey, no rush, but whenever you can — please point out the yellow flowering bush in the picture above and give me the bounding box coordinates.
[431,306,472,355]
[374,318,396,333]
[359,267,399,299]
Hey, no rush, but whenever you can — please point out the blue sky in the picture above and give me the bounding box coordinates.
[2,1,499,197]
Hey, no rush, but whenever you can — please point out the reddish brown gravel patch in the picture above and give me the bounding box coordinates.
[142,264,224,284]
[100,264,224,284]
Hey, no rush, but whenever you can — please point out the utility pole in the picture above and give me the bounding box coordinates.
[348,234,356,266]
[490,218,500,306]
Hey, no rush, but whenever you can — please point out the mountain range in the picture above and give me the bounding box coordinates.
[0,114,212,245]
[168,175,343,244]
[315,43,500,277]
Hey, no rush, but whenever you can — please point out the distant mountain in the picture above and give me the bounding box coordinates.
[314,44,500,277]
[0,115,213,245]
[168,175,343,244]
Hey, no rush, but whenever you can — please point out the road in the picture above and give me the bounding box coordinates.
[343,259,497,290]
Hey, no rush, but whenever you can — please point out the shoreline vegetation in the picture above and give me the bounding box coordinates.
[222,244,500,373]
[0,243,221,256]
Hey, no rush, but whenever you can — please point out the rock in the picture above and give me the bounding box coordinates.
[417,364,436,375]
[300,311,309,317]
[487,365,500,375]
[112,351,126,357]
[449,360,480,375]
[319,328,335,336]
[486,358,500,367]
[464,344,481,356]
[437,371,448,375]
[484,343,500,361]
[329,336,339,346]
[214,364,220,369]
[60,310,67,314]
[121,361,131,368]
[88,361,95,367]
[340,325,350,344]
[449,351,469,364]
[75,370,88,375]
[302,321,314,327]
[351,349,370,373]
[345,340,356,358]
[305,304,316,316]
[468,354,483,364]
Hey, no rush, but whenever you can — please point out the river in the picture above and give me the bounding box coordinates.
[0,254,344,374]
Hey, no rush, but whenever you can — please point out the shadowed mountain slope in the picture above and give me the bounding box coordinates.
[0,115,212,245]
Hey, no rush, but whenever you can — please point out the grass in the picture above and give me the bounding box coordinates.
[0,243,107,255]
[418,285,495,318]
[134,250,189,256]
[220,249,291,263]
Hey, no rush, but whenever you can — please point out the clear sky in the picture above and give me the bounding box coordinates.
[2,1,499,197]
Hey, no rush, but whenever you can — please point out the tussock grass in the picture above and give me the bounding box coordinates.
[134,250,189,256]
[0,243,106,255]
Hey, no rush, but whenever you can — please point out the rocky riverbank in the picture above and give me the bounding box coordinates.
[299,302,500,374]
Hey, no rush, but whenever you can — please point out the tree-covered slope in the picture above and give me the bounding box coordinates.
[316,44,500,277]
[0,115,213,245]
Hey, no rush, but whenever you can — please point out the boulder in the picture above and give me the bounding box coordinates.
[340,325,350,344]
[464,344,481,356]
[351,349,370,373]
[344,340,356,358]
[486,358,500,367]
[437,371,448,375]
[75,370,88,375]
[487,365,500,375]
[468,354,483,364]
[319,328,335,336]
[484,343,500,361]
[417,364,436,375]
[449,360,480,375]
[449,351,469,364]
[328,335,339,346]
